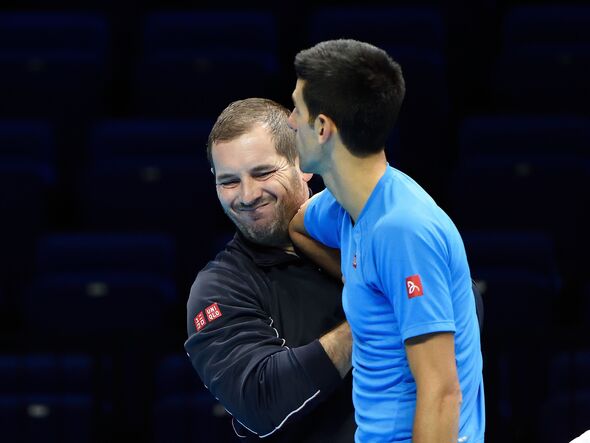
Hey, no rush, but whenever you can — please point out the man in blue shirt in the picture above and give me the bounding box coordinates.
[288,39,485,442]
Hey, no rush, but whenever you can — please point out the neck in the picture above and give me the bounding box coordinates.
[321,147,387,223]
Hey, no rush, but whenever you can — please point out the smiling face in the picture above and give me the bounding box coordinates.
[211,123,309,248]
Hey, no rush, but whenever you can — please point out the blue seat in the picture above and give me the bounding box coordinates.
[453,115,589,272]
[472,269,559,341]
[133,49,279,118]
[0,13,109,55]
[492,5,590,113]
[0,163,55,290]
[80,119,225,231]
[27,233,177,340]
[153,393,237,443]
[458,115,590,162]
[307,6,446,50]
[488,347,560,443]
[492,47,590,113]
[78,159,221,233]
[153,352,236,442]
[503,5,590,47]
[538,390,590,443]
[584,284,590,331]
[25,272,176,340]
[134,11,280,118]
[35,233,175,277]
[0,354,93,395]
[142,11,278,53]
[0,164,55,227]
[0,13,110,120]
[0,395,93,443]
[88,119,212,167]
[0,353,97,443]
[447,156,584,234]
[0,121,54,165]
[462,230,559,277]
[547,350,590,396]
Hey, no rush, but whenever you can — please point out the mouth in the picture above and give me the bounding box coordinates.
[238,202,269,213]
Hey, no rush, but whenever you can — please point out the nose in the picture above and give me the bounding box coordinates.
[239,177,263,206]
[287,110,297,131]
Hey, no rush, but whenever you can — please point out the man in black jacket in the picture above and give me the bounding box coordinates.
[184,98,355,442]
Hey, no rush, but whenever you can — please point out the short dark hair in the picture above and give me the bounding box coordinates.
[294,39,405,156]
[207,98,296,170]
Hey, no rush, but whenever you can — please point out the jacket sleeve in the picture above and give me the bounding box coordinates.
[184,262,343,437]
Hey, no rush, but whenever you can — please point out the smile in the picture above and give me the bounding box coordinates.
[237,203,270,212]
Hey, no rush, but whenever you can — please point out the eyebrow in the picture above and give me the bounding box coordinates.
[216,164,277,182]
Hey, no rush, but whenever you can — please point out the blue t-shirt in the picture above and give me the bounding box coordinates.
[304,166,485,443]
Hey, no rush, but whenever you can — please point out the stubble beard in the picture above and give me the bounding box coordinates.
[232,205,290,248]
[229,175,306,248]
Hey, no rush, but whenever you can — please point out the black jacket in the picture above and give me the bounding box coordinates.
[185,232,355,442]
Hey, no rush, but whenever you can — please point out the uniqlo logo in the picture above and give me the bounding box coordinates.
[405,275,424,299]
[194,311,207,331]
[205,303,222,322]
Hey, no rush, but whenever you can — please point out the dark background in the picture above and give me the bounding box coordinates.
[0,0,588,442]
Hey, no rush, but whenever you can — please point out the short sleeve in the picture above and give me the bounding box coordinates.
[304,189,344,249]
[372,215,456,342]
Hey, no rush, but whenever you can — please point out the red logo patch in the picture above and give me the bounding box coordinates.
[405,275,424,299]
[205,303,223,322]
[194,311,207,331]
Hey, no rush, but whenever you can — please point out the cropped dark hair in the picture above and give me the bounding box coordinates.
[294,39,405,156]
[207,98,296,170]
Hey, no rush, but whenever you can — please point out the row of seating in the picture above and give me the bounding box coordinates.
[3,115,588,162]
[3,6,588,53]
[0,229,587,346]
[0,6,589,120]
[1,349,589,443]
[0,353,234,442]
[1,5,588,442]
[1,115,587,272]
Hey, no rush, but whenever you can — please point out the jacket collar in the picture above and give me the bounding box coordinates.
[231,231,302,267]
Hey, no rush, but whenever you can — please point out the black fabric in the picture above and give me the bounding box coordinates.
[185,232,355,442]
[472,279,485,334]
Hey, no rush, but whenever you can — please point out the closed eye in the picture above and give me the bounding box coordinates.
[253,170,276,179]
[217,179,239,188]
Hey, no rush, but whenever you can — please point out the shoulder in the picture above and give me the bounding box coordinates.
[188,241,263,308]
[370,206,450,263]
[372,209,427,241]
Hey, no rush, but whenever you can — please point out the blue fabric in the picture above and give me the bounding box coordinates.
[305,165,485,442]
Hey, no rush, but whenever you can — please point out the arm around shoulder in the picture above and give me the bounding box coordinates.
[318,321,352,378]
[185,266,345,437]
[289,198,342,279]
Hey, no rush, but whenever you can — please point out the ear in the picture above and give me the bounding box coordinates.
[315,114,335,144]
[301,172,313,183]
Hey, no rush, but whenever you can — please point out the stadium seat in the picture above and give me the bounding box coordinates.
[0,395,93,443]
[0,13,110,120]
[35,233,175,276]
[134,11,280,118]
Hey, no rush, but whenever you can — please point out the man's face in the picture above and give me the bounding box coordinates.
[288,79,321,174]
[212,123,309,247]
